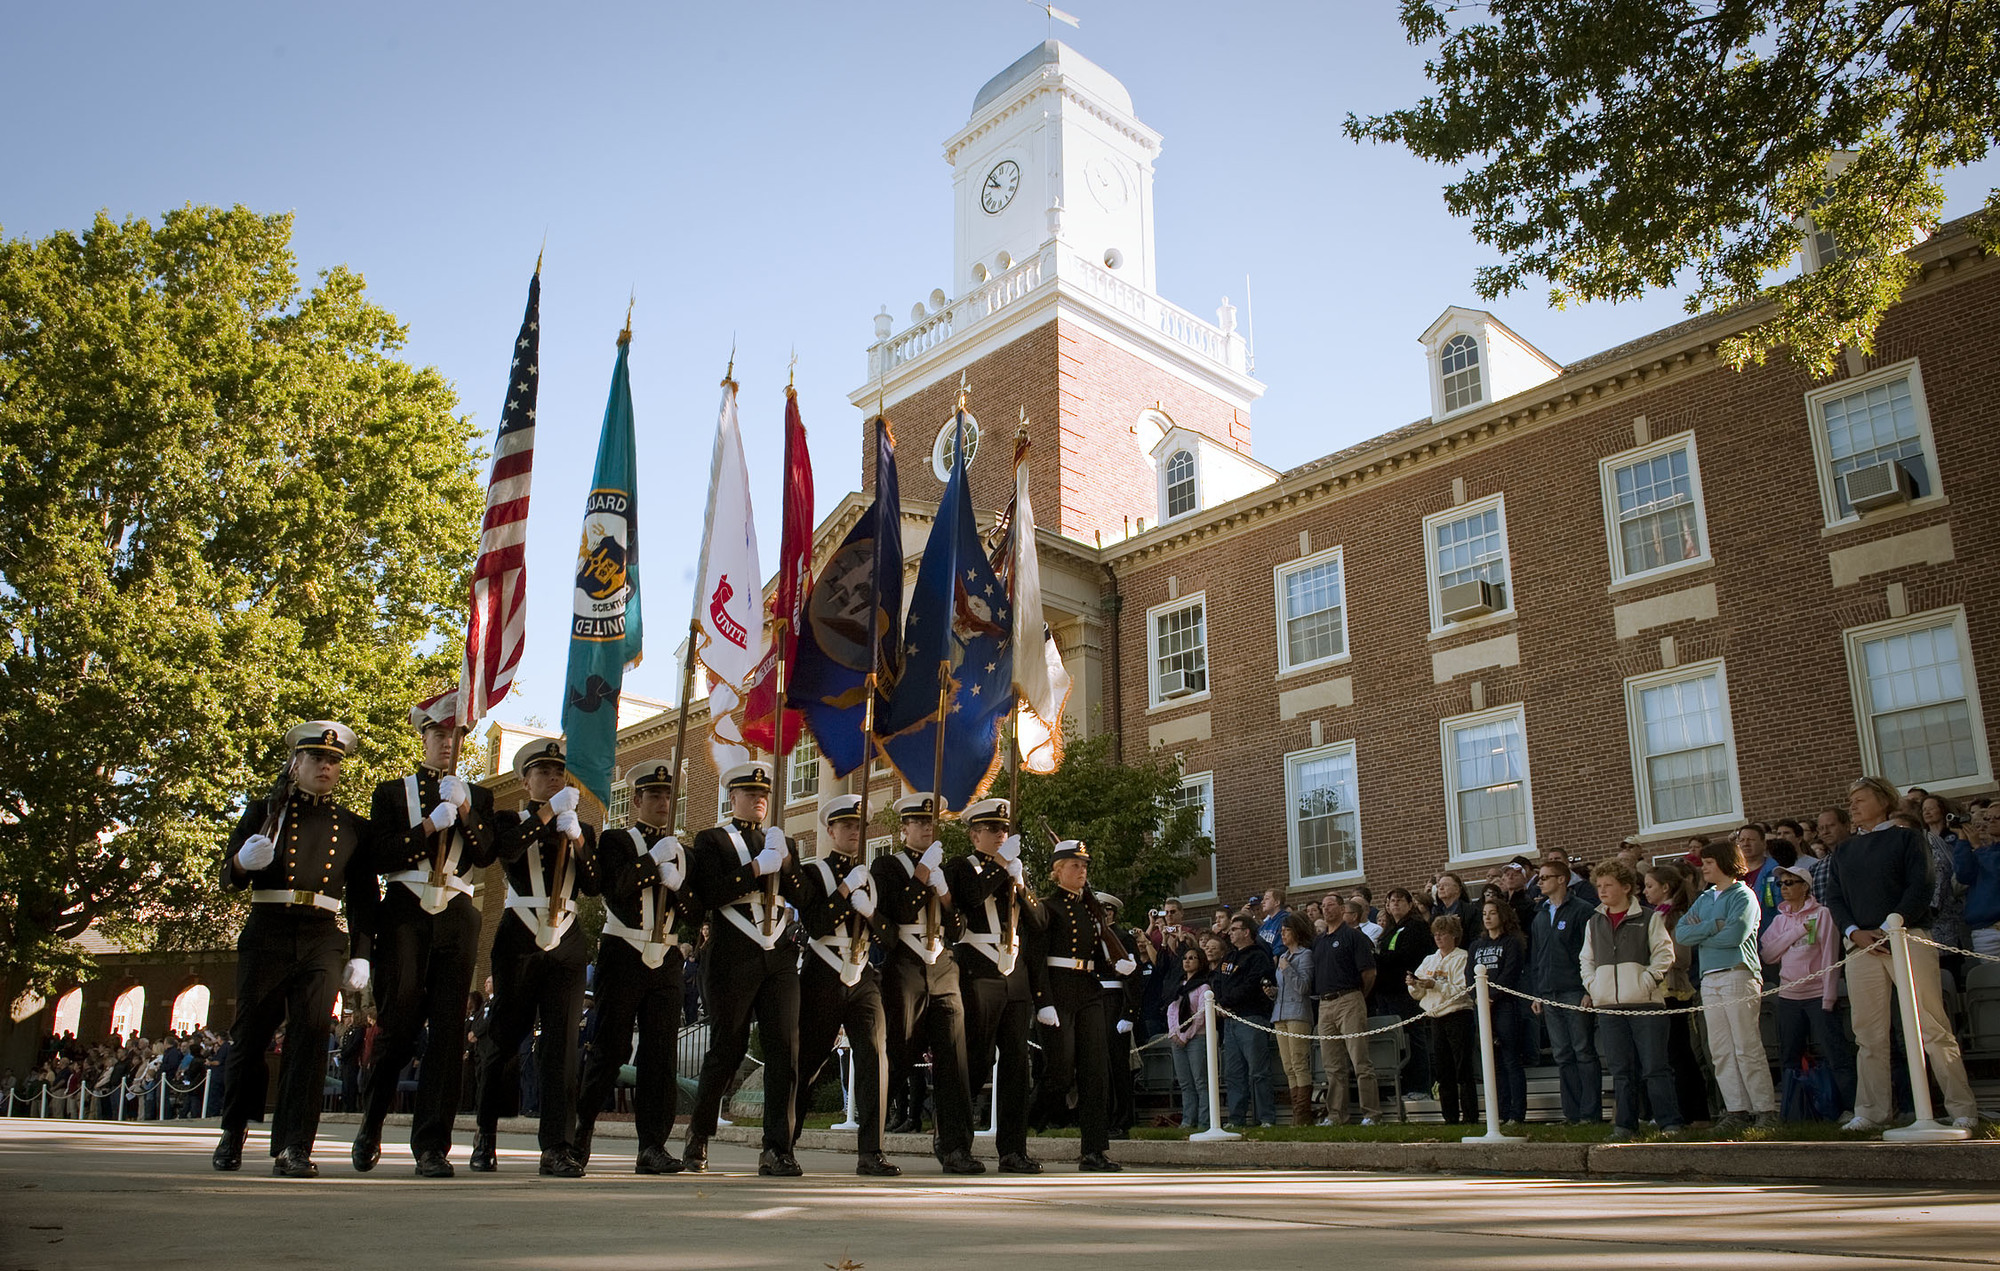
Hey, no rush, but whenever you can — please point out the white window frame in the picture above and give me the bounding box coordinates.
[1170,771,1218,903]
[1438,333,1484,415]
[606,780,632,827]
[1274,545,1351,675]
[1161,447,1199,522]
[1146,591,1211,710]
[1623,658,1744,837]
[1842,605,1993,796]
[787,734,821,806]
[1439,702,1537,865]
[1804,358,1944,530]
[1422,492,1516,636]
[1285,740,1364,888]
[930,411,981,482]
[1598,430,1713,588]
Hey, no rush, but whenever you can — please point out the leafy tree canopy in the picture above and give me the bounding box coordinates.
[0,205,485,993]
[1347,0,2000,373]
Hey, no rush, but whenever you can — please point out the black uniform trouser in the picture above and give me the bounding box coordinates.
[795,957,886,1154]
[960,964,1032,1156]
[1031,968,1109,1155]
[689,933,798,1153]
[220,907,345,1156]
[360,888,479,1153]
[576,937,683,1153]
[882,951,974,1156]
[477,920,587,1153]
[1102,986,1135,1133]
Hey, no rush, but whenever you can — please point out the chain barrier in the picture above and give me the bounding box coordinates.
[1907,930,2000,965]
[1211,1001,1416,1041]
[1484,945,1869,1018]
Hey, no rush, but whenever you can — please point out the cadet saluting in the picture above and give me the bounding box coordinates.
[212,721,377,1178]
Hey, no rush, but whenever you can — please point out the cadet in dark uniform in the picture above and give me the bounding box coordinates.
[792,794,900,1177]
[684,761,804,1177]
[212,721,378,1178]
[470,739,598,1177]
[948,797,1045,1174]
[1028,839,1124,1172]
[1094,891,1143,1140]
[574,762,689,1175]
[872,793,982,1175]
[352,691,497,1178]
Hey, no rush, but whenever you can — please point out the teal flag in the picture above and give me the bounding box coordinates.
[561,329,643,807]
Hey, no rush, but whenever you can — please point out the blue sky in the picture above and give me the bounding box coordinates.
[11,1,1995,727]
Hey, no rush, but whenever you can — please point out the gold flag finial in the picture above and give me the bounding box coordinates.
[723,335,737,389]
[618,287,634,347]
[955,371,970,413]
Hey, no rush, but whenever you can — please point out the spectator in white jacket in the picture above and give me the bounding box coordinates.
[1579,860,1683,1139]
[1407,915,1474,1124]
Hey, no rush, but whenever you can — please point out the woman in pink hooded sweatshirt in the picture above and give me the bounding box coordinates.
[1759,862,1857,1119]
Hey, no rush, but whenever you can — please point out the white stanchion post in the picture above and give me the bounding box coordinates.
[116,1081,125,1122]
[158,1079,167,1122]
[1190,993,1240,1142]
[1882,915,1969,1142]
[975,1059,998,1138]
[831,1038,859,1131]
[39,1087,48,1118]
[1464,964,1523,1144]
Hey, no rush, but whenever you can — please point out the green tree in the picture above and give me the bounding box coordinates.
[0,205,484,1001]
[1347,0,2000,373]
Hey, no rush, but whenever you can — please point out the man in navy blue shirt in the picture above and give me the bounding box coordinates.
[1311,898,1379,1125]
[1530,863,1601,1123]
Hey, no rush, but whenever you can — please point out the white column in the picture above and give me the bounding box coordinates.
[1189,994,1240,1142]
[1463,964,1523,1144]
[1881,915,1970,1142]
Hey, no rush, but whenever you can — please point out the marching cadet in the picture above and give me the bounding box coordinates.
[792,794,900,1177]
[1027,839,1127,1172]
[574,762,689,1175]
[684,761,804,1177]
[351,691,496,1178]
[872,793,982,1175]
[1094,891,1144,1141]
[212,721,378,1178]
[948,797,1045,1173]
[470,739,598,1178]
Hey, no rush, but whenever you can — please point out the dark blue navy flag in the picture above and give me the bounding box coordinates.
[876,412,1012,809]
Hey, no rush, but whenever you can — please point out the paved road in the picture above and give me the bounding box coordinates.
[3,1119,1997,1269]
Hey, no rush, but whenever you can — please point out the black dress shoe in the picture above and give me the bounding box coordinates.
[414,1150,455,1178]
[1107,1127,1131,1140]
[681,1135,708,1173]
[572,1118,595,1168]
[272,1147,319,1178]
[758,1149,804,1177]
[351,1125,381,1172]
[1078,1152,1121,1172]
[855,1152,902,1177]
[211,1129,245,1172]
[538,1149,585,1178]
[636,1146,683,1175]
[998,1152,1043,1174]
[469,1131,498,1173]
[885,1115,917,1135]
[939,1148,986,1175]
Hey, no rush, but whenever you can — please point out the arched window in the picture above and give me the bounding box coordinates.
[1440,334,1483,413]
[170,985,211,1035]
[109,986,145,1041]
[1164,449,1197,518]
[52,988,82,1037]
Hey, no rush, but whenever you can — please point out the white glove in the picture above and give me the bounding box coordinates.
[754,844,786,876]
[439,775,470,807]
[1115,957,1137,976]
[236,834,276,872]
[658,858,686,891]
[931,870,952,897]
[1116,1019,1133,1035]
[919,844,944,871]
[1004,857,1024,884]
[429,801,457,831]
[546,786,579,815]
[850,889,877,919]
[999,834,1022,863]
[1036,1006,1060,1028]
[650,840,685,890]
[843,865,871,893]
[555,810,582,839]
[763,826,786,855]
[342,959,370,992]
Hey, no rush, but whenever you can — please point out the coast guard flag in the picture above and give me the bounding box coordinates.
[788,415,902,777]
[992,432,1071,774]
[560,327,644,808]
[693,376,763,771]
[876,412,1012,808]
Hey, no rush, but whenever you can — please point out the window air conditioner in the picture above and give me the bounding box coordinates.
[1159,669,1197,699]
[1842,461,1915,513]
[1439,579,1498,623]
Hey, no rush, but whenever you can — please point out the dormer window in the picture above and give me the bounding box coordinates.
[1440,334,1483,413]
[1803,218,1840,273]
[1164,449,1197,518]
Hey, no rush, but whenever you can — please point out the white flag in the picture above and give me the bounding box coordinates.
[1010,442,1071,774]
[692,379,765,767]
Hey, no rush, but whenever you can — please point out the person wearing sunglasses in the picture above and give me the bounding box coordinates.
[1759,862,1856,1121]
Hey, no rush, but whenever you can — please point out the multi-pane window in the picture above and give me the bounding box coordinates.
[1809,363,1937,521]
[1169,773,1216,900]
[1287,743,1361,882]
[1276,548,1347,671]
[1425,495,1511,628]
[1846,610,1990,791]
[607,781,632,826]
[1150,596,1208,704]
[1603,434,1708,582]
[788,732,821,803]
[1443,706,1533,859]
[1440,334,1483,413]
[1626,662,1740,833]
[1164,449,1197,519]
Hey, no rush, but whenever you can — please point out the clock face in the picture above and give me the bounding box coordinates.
[981,160,1021,214]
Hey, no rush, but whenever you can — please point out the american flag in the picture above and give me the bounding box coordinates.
[459,266,541,728]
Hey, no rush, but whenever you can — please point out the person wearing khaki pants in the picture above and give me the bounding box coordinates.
[1311,899,1381,1125]
[1270,914,1317,1125]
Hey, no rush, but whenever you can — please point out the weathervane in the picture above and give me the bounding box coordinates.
[1025,0,1080,38]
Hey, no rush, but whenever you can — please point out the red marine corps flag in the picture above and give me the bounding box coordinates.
[692,370,764,770]
[459,262,542,727]
[741,383,814,755]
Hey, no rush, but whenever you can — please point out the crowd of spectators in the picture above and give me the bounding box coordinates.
[7,1028,229,1120]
